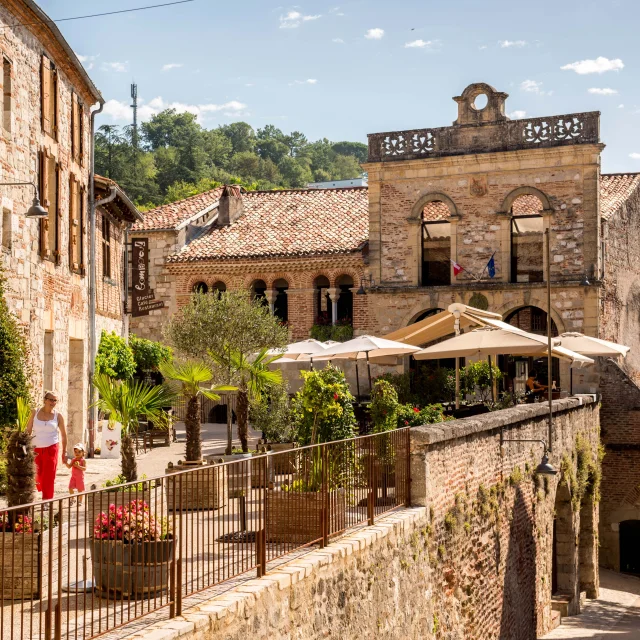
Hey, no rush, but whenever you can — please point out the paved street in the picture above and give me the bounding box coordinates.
[541,570,640,639]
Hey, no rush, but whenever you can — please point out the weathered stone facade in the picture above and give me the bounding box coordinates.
[138,398,600,640]
[0,2,134,445]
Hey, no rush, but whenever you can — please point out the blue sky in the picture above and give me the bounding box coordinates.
[38,0,640,172]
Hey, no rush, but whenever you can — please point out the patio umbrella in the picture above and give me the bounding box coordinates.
[314,335,421,399]
[267,339,328,359]
[557,332,630,357]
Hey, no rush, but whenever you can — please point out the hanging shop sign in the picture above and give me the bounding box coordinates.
[131,238,165,317]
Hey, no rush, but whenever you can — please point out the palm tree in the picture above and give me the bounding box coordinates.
[159,360,235,462]
[6,397,35,509]
[211,348,283,453]
[93,374,175,482]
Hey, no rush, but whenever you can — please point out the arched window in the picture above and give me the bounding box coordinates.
[251,279,267,303]
[412,308,444,324]
[192,281,208,294]
[212,281,226,299]
[510,194,544,283]
[336,274,354,325]
[314,275,331,325]
[273,278,289,323]
[422,201,451,286]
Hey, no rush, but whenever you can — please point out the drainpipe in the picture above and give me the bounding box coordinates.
[87,100,104,458]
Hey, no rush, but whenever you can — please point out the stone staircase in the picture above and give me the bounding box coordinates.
[550,591,587,629]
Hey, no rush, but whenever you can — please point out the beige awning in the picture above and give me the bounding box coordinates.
[557,332,630,357]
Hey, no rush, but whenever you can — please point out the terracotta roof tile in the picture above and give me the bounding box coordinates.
[511,194,544,215]
[132,187,225,231]
[422,201,450,221]
[168,187,368,262]
[600,173,640,220]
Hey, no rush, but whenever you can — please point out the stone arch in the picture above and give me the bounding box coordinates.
[552,480,579,609]
[192,280,208,294]
[410,308,444,324]
[494,301,565,335]
[273,277,289,323]
[409,192,460,222]
[498,186,553,215]
[186,275,209,293]
[268,272,296,289]
[334,273,355,324]
[399,298,449,328]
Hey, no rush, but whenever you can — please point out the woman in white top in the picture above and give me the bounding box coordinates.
[26,391,68,500]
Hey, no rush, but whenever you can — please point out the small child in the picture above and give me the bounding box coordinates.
[66,442,86,505]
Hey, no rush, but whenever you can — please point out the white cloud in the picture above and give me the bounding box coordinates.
[587,87,618,95]
[162,63,183,72]
[520,79,551,95]
[102,61,128,73]
[279,10,321,28]
[245,83,254,87]
[404,39,440,49]
[629,152,640,159]
[332,38,344,43]
[365,28,384,40]
[508,110,527,119]
[290,78,318,85]
[76,53,97,70]
[102,96,248,123]
[618,104,625,109]
[499,39,526,48]
[478,45,487,51]
[561,57,624,74]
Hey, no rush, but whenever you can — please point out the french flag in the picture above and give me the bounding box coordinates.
[451,260,463,276]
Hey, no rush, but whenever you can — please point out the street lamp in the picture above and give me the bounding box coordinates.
[356,275,375,295]
[0,182,48,218]
[499,431,558,476]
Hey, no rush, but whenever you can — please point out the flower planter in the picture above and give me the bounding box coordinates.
[251,451,274,488]
[205,454,251,498]
[260,442,297,476]
[266,488,346,543]
[164,461,227,511]
[0,523,68,600]
[88,487,161,533]
[91,538,174,597]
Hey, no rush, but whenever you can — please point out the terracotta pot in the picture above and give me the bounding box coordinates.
[91,538,174,597]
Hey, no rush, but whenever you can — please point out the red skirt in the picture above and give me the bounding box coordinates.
[34,443,59,500]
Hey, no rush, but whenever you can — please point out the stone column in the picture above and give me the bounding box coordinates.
[264,290,276,315]
[328,288,340,326]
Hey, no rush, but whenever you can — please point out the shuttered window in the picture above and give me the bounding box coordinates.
[68,175,84,272]
[41,55,58,139]
[71,93,84,164]
[102,215,111,278]
[39,151,60,262]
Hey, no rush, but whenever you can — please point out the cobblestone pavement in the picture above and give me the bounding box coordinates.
[540,570,640,639]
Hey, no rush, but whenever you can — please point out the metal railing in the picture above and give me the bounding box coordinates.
[0,428,410,640]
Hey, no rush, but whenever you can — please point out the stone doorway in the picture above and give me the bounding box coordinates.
[620,520,640,575]
[552,481,579,614]
[579,495,599,598]
[67,339,85,446]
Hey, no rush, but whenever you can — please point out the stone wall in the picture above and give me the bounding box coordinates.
[598,358,640,570]
[145,398,599,640]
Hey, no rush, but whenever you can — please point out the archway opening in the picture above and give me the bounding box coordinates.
[212,281,227,299]
[251,279,267,304]
[620,520,640,575]
[412,308,444,324]
[510,194,544,284]
[273,278,289,323]
[336,274,354,325]
[314,275,331,325]
[422,201,451,286]
[193,281,208,294]
[553,481,576,596]
[504,306,559,394]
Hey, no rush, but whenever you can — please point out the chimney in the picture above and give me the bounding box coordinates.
[217,185,243,225]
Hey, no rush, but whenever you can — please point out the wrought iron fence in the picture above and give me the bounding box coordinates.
[0,428,410,640]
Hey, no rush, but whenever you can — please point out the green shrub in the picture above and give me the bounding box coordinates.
[249,382,294,443]
[95,330,136,380]
[0,268,31,429]
[0,457,7,496]
[309,323,354,343]
[460,360,502,403]
[375,371,416,405]
[129,335,172,374]
[396,403,448,428]
[291,365,356,445]
[370,379,399,433]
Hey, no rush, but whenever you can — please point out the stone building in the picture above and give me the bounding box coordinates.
[0,0,137,445]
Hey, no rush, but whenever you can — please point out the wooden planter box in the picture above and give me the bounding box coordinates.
[251,452,274,488]
[266,488,346,543]
[91,538,174,597]
[164,462,228,511]
[205,454,251,499]
[87,489,162,533]
[262,442,297,476]
[1,523,68,601]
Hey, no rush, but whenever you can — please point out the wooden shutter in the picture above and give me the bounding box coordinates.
[78,103,84,165]
[71,93,77,161]
[41,55,51,135]
[79,186,86,274]
[52,67,59,141]
[69,175,77,270]
[54,163,61,263]
[39,151,49,257]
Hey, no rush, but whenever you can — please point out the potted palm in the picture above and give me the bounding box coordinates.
[91,498,173,597]
[93,374,175,483]
[159,360,235,510]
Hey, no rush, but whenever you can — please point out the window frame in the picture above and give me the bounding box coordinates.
[102,213,112,279]
[421,220,452,286]
[510,214,544,284]
[2,54,12,133]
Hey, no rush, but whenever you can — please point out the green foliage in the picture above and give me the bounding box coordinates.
[249,382,294,443]
[95,330,136,380]
[94,112,366,209]
[129,335,172,374]
[509,466,523,486]
[376,368,456,406]
[0,269,31,429]
[291,365,356,445]
[0,458,6,496]
[370,380,399,433]
[396,403,448,428]
[309,323,354,343]
[6,398,35,507]
[460,361,502,403]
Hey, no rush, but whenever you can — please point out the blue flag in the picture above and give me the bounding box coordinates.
[487,253,496,278]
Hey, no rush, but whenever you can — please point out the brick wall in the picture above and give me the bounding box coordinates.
[598,358,640,570]
[0,1,95,445]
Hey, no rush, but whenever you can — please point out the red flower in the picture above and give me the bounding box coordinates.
[404,420,409,426]
[333,393,339,400]
[413,407,420,413]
